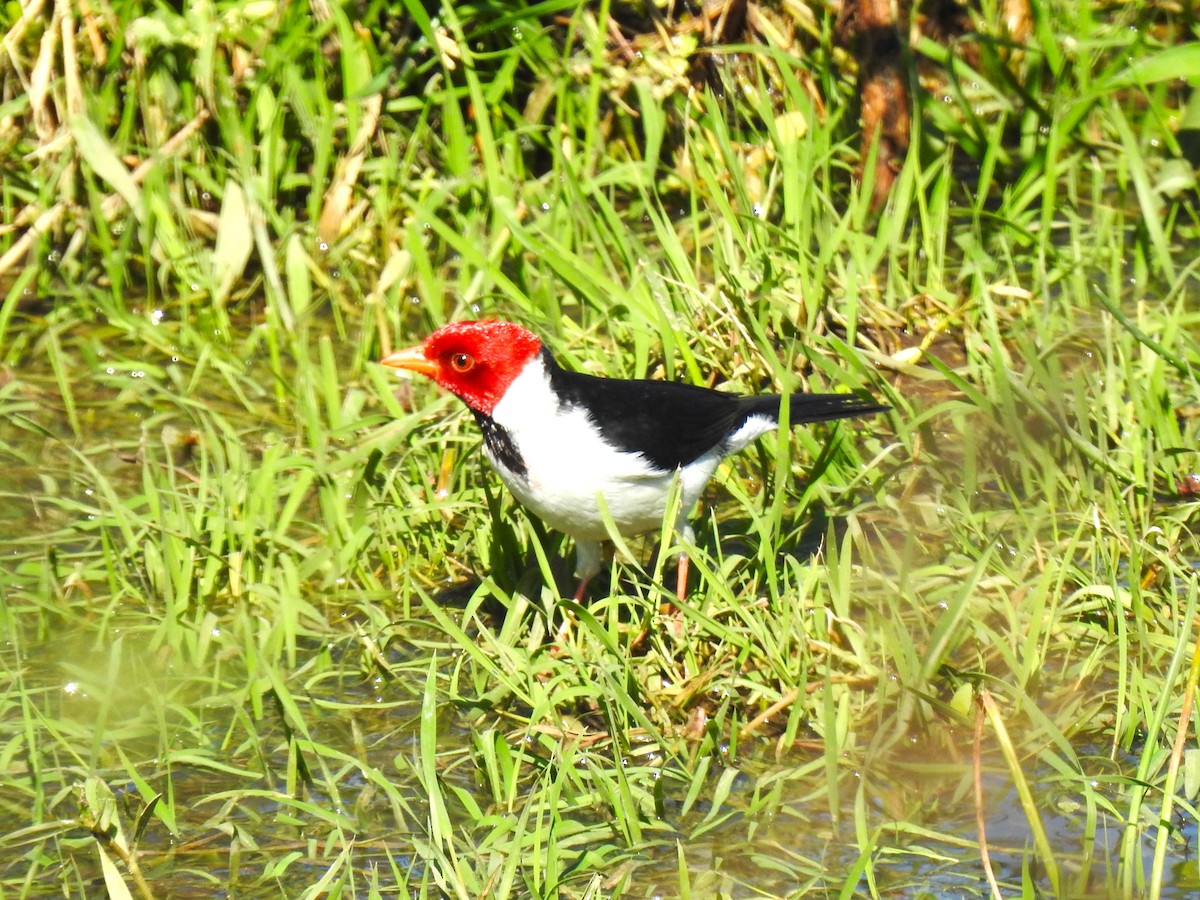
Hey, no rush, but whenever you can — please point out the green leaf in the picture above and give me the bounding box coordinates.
[70,116,141,218]
[212,180,252,304]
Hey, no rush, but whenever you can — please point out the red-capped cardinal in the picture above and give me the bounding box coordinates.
[382,320,887,601]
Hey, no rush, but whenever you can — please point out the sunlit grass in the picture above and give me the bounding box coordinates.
[3,0,1200,896]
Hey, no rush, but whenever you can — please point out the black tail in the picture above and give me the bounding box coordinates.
[776,392,889,425]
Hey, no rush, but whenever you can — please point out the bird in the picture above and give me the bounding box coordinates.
[381,320,888,604]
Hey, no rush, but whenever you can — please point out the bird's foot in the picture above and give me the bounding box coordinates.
[554,609,577,647]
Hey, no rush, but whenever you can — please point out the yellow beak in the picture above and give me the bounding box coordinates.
[380,345,439,378]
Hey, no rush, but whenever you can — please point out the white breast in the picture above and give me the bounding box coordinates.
[484,358,722,542]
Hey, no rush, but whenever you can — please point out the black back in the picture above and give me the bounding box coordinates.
[543,349,886,471]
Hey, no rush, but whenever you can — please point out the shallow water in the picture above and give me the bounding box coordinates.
[5,585,1197,898]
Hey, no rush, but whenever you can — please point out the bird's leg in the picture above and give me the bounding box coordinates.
[662,523,694,631]
[674,551,689,601]
[659,553,686,633]
[555,540,602,647]
[572,575,591,603]
[572,539,603,600]
[674,522,697,602]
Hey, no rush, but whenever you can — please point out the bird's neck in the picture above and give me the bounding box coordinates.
[489,351,562,430]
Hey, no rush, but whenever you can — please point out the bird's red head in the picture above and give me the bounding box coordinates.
[380,320,543,415]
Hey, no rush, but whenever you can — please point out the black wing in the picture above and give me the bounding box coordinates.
[544,349,886,471]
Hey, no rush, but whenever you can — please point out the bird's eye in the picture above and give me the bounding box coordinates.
[449,352,475,373]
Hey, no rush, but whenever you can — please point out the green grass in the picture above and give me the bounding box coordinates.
[3,0,1200,896]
